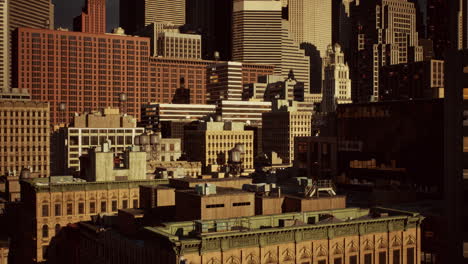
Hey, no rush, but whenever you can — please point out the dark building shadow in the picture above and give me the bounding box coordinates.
[300,43,322,94]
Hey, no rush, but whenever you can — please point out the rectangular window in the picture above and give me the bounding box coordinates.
[54,204,61,216]
[78,202,84,214]
[112,200,117,212]
[393,250,400,264]
[334,258,342,264]
[349,256,357,264]
[379,252,386,264]
[232,202,251,207]
[90,202,96,214]
[101,201,107,213]
[122,200,128,209]
[206,204,224,208]
[67,203,73,215]
[365,253,372,264]
[42,204,49,217]
[133,199,138,208]
[407,248,414,264]
[318,260,327,264]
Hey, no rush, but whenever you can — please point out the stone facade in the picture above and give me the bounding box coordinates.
[17,178,168,263]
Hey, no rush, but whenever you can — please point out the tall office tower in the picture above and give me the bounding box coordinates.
[186,0,232,60]
[322,44,352,112]
[288,0,332,58]
[73,0,106,34]
[350,0,423,102]
[0,0,9,92]
[427,0,451,59]
[232,0,310,91]
[120,0,185,34]
[0,100,50,178]
[6,0,53,94]
[332,0,354,58]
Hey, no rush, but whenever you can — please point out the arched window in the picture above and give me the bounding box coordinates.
[42,225,49,238]
[55,224,61,235]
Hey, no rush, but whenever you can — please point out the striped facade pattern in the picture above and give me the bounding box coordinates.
[0,0,8,92]
[145,0,185,26]
[207,62,243,104]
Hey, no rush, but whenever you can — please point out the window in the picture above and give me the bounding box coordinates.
[334,258,342,264]
[90,201,96,214]
[233,202,251,207]
[66,203,73,215]
[318,260,327,264]
[133,199,138,208]
[393,250,400,264]
[349,256,357,264]
[407,248,414,264]
[42,246,48,259]
[42,225,49,238]
[112,200,117,212]
[206,204,224,208]
[365,253,372,264]
[54,204,61,216]
[122,200,128,209]
[379,252,386,264]
[101,201,107,213]
[42,204,49,217]
[78,202,84,214]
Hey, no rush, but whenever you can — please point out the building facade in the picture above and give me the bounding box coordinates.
[13,27,151,125]
[322,43,352,112]
[157,32,201,59]
[17,177,168,263]
[288,0,333,58]
[207,62,243,103]
[379,60,444,101]
[120,0,185,34]
[73,0,106,34]
[217,100,272,125]
[0,100,50,178]
[54,108,144,174]
[232,0,310,90]
[350,0,423,102]
[185,121,254,171]
[0,0,8,92]
[262,101,313,164]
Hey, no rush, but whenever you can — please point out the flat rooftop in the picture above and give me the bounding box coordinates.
[177,187,251,197]
[144,207,423,244]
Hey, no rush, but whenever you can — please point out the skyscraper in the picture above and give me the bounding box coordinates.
[288,0,332,58]
[120,0,185,34]
[73,0,106,34]
[0,0,9,92]
[322,43,352,112]
[5,0,53,94]
[351,0,423,102]
[232,0,310,91]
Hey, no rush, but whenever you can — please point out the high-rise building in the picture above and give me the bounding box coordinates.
[73,0,106,34]
[5,0,53,94]
[156,32,201,59]
[322,43,352,112]
[262,101,312,164]
[350,0,423,102]
[232,0,310,90]
[120,0,185,34]
[380,59,444,101]
[288,0,332,58]
[185,0,232,60]
[0,0,9,92]
[12,27,151,125]
[0,100,50,178]
[426,0,451,59]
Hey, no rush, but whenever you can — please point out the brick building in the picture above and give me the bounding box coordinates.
[13,27,274,125]
[73,0,106,34]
